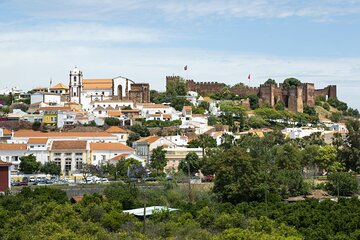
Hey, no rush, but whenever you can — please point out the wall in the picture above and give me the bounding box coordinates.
[0,166,10,192]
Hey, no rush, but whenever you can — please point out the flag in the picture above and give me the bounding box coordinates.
[248,74,251,80]
[184,65,188,71]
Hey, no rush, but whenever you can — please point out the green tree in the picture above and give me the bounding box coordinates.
[339,120,360,172]
[303,105,316,116]
[208,115,218,126]
[283,78,301,87]
[150,146,167,176]
[314,145,342,174]
[220,133,235,150]
[264,79,276,85]
[179,152,201,176]
[197,134,217,157]
[166,76,187,96]
[171,97,191,111]
[130,124,150,137]
[322,102,330,111]
[126,132,140,146]
[330,112,342,122]
[103,182,138,209]
[275,100,285,111]
[19,154,41,174]
[41,162,60,176]
[325,172,358,196]
[32,121,41,131]
[247,94,259,110]
[104,117,120,126]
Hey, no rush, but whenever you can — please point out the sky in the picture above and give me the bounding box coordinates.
[0,0,360,109]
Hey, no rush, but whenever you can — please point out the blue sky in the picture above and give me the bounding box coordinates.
[0,0,360,109]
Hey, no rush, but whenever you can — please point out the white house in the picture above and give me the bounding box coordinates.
[89,142,135,166]
[0,143,28,173]
[105,126,129,144]
[30,92,61,105]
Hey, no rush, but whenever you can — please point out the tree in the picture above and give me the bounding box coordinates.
[327,97,348,111]
[166,76,187,96]
[275,100,285,111]
[220,133,235,150]
[32,121,41,131]
[104,117,120,126]
[303,105,316,116]
[314,145,342,174]
[179,152,201,176]
[247,94,259,110]
[126,132,140,146]
[19,154,41,174]
[150,146,167,176]
[322,102,330,111]
[264,79,276,85]
[283,78,301,87]
[171,97,191,111]
[208,115,218,126]
[197,134,217,157]
[339,120,360,172]
[130,124,150,137]
[330,112,342,123]
[41,162,60,176]
[103,182,138,209]
[325,172,358,196]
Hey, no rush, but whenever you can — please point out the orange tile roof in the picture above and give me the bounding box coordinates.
[149,114,161,117]
[28,138,48,144]
[136,136,160,144]
[14,130,114,138]
[163,114,171,119]
[0,160,12,166]
[202,97,212,102]
[2,128,12,135]
[142,104,170,109]
[0,143,27,150]
[111,153,130,161]
[39,106,72,111]
[90,142,134,151]
[108,111,121,117]
[51,140,87,150]
[83,79,113,90]
[121,109,140,113]
[50,83,68,90]
[183,106,192,110]
[106,126,128,133]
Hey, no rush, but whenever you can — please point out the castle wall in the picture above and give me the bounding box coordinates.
[230,86,259,97]
[302,83,315,107]
[314,85,337,100]
[186,80,226,95]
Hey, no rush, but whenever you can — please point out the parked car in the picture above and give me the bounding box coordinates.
[13,181,28,186]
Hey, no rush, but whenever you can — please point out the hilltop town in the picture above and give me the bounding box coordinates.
[0,67,358,181]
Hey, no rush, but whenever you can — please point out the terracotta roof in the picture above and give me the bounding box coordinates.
[0,143,27,150]
[111,153,130,161]
[142,104,170,109]
[2,128,12,135]
[183,106,192,110]
[0,160,12,166]
[51,140,87,150]
[90,100,134,103]
[106,126,128,133]
[121,109,140,113]
[136,136,160,144]
[108,111,121,117]
[50,83,68,90]
[163,114,171,119]
[14,130,114,138]
[71,195,84,203]
[202,97,212,102]
[105,106,114,110]
[149,114,161,117]
[83,79,113,90]
[28,138,48,144]
[39,106,72,111]
[90,142,134,151]
[192,114,207,117]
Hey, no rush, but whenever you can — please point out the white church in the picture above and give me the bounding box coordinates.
[68,67,150,111]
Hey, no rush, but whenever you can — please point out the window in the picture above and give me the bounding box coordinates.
[30,145,34,148]
[74,92,76,96]
[14,156,18,161]
[65,153,71,156]
[54,158,61,168]
[102,155,106,161]
[121,135,124,139]
[54,153,61,156]
[75,158,82,170]
[93,155,96,161]
[99,111,102,114]
[102,92,105,95]
[65,158,72,171]
[75,153,82,156]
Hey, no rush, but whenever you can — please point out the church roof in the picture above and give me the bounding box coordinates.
[50,83,68,90]
[83,79,113,90]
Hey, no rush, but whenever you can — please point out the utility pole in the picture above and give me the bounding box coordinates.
[187,161,191,201]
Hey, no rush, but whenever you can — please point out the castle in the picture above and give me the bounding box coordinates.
[69,67,150,110]
[166,76,336,113]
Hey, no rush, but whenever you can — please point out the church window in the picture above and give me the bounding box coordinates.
[102,91,105,95]
[74,92,76,96]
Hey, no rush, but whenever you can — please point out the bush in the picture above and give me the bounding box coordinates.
[104,117,120,126]
[322,102,330,111]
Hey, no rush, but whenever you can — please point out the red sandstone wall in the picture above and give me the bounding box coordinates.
[0,166,9,192]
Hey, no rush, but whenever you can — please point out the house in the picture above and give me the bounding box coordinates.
[30,92,61,105]
[89,142,134,166]
[132,136,177,163]
[282,127,324,139]
[10,129,117,143]
[0,161,12,192]
[164,147,203,174]
[105,126,129,144]
[0,128,12,140]
[50,83,69,95]
[165,135,188,146]
[110,153,146,166]
[0,143,28,173]
[209,131,233,146]
[182,106,192,120]
[49,140,88,175]
[27,138,49,165]
[138,104,174,118]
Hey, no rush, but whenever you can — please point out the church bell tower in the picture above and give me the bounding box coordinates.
[69,67,83,104]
